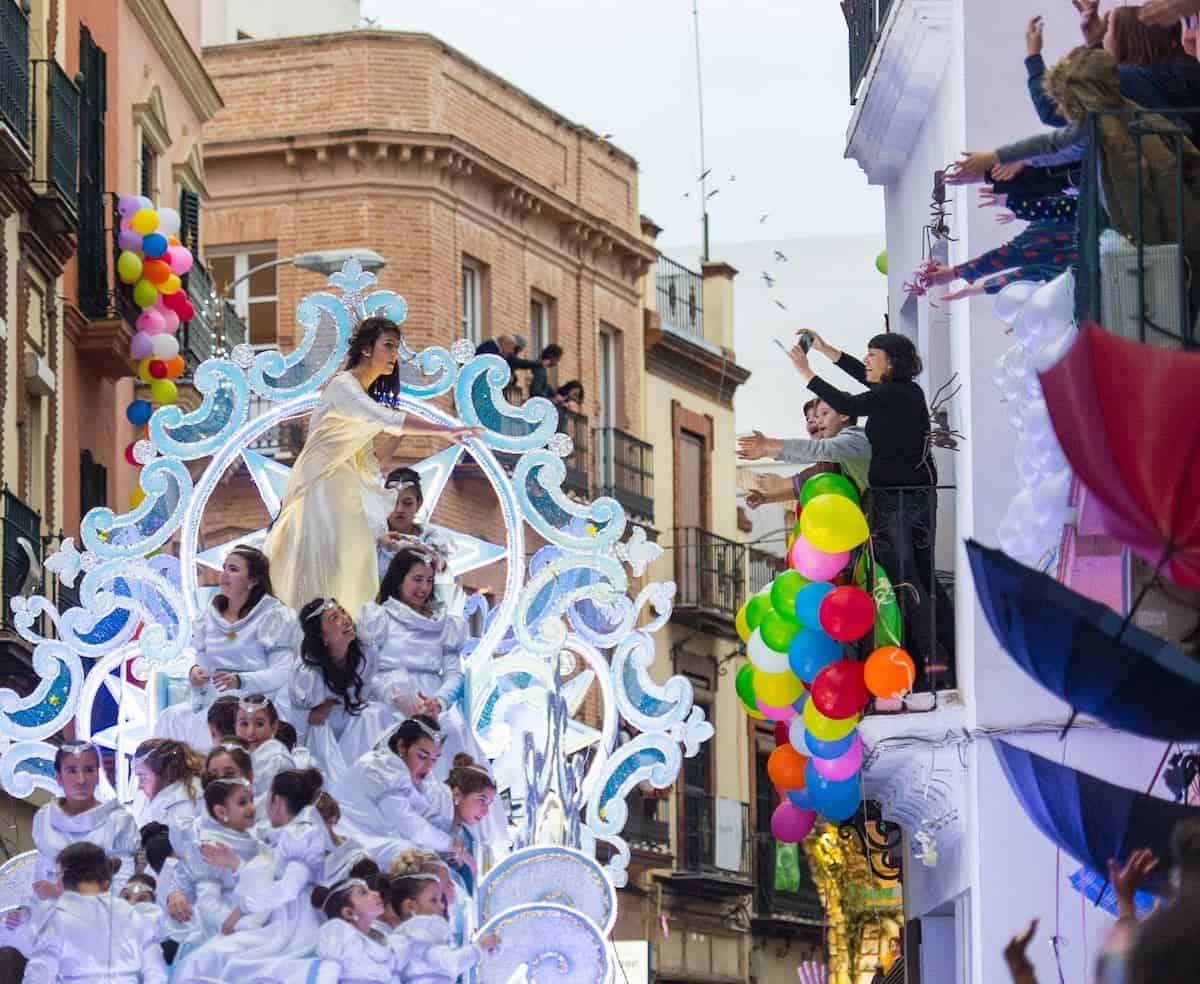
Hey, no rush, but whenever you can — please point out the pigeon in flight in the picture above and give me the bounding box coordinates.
[761,271,776,287]
[774,250,789,262]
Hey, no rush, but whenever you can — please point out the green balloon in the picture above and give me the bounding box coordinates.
[770,569,809,621]
[759,609,800,653]
[875,250,888,275]
[855,554,903,647]
[800,472,861,508]
[735,662,758,708]
[745,592,773,631]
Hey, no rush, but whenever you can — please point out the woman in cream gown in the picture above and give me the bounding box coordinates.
[264,316,477,619]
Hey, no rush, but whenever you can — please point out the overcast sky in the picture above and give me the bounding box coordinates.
[362,0,883,252]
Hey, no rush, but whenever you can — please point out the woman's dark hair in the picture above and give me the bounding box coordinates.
[134,739,203,801]
[448,753,497,796]
[350,857,382,883]
[275,720,298,752]
[1107,7,1180,67]
[384,467,423,501]
[557,379,584,403]
[387,715,442,756]
[202,740,253,786]
[126,871,157,893]
[212,546,273,619]
[207,696,240,737]
[311,881,360,921]
[803,398,818,415]
[53,742,100,775]
[203,777,252,820]
[345,316,403,401]
[867,333,923,382]
[377,548,435,606]
[299,598,368,715]
[269,767,323,816]
[57,842,120,890]
[541,343,563,362]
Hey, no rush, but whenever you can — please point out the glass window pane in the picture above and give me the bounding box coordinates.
[247,252,278,298]
[248,300,277,345]
[208,255,235,296]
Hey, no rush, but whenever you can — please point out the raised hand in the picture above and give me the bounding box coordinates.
[1108,848,1159,918]
[992,161,1028,182]
[199,840,241,871]
[477,931,501,954]
[736,431,782,461]
[1027,15,1044,55]
[1139,0,1200,25]
[1003,917,1039,984]
[189,665,210,687]
[1073,0,1107,43]
[212,671,241,692]
[166,890,193,924]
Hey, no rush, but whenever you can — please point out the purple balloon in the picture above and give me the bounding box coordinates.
[118,229,143,252]
[117,195,141,218]
[130,331,154,359]
[811,733,864,782]
[771,802,817,843]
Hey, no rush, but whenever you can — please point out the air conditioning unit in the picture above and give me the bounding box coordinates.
[1098,229,1191,349]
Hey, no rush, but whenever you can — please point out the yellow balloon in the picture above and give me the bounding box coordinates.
[799,493,870,553]
[150,378,177,404]
[735,607,751,644]
[131,208,159,235]
[132,279,158,309]
[129,487,146,509]
[160,273,182,295]
[116,251,143,285]
[755,669,805,707]
[137,357,155,383]
[803,697,859,742]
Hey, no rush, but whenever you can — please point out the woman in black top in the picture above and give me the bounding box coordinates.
[788,331,954,688]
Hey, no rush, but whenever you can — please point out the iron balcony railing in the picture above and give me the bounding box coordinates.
[845,0,894,104]
[656,255,704,340]
[596,426,653,521]
[45,60,79,214]
[182,257,248,374]
[749,546,787,596]
[559,408,590,498]
[2,488,41,632]
[679,788,752,878]
[0,0,30,153]
[247,395,305,459]
[1076,108,1200,350]
[623,790,670,851]
[673,527,747,621]
[752,832,824,924]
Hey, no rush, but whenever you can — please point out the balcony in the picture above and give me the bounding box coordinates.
[0,0,30,172]
[30,58,79,232]
[656,255,704,340]
[672,527,746,637]
[845,0,894,103]
[662,788,753,897]
[622,790,671,856]
[749,546,786,596]
[247,395,305,460]
[559,408,590,499]
[181,257,248,375]
[1076,109,1200,350]
[751,832,825,937]
[596,426,654,522]
[1,488,41,634]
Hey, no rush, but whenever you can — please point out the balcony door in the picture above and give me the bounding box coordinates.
[681,726,713,870]
[677,431,704,604]
[597,328,616,489]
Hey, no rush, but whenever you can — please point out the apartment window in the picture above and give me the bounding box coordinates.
[461,259,484,344]
[178,188,201,256]
[208,248,278,347]
[140,142,156,200]
[597,327,617,487]
[80,450,107,518]
[529,293,553,357]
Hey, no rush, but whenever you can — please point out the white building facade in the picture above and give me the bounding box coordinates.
[843,2,1169,982]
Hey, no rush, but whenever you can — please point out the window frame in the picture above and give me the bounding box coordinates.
[205,245,279,348]
[461,258,484,344]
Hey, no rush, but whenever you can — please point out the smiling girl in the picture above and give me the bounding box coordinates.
[385,872,499,984]
[234,695,295,802]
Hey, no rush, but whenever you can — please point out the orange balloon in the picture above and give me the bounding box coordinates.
[142,259,171,285]
[164,354,186,378]
[167,236,180,246]
[767,744,807,791]
[864,646,917,699]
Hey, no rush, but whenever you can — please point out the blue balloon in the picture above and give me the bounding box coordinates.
[142,233,168,258]
[794,581,834,628]
[804,728,856,760]
[126,399,152,426]
[787,628,841,682]
[805,759,861,821]
[787,787,815,810]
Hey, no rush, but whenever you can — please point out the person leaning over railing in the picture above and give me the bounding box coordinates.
[786,330,955,682]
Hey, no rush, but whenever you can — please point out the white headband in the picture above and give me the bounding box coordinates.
[322,878,369,917]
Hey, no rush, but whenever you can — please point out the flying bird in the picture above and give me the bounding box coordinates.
[774,250,789,262]
[728,174,736,182]
[761,271,776,287]
[705,188,720,200]
[682,191,690,198]
[774,299,788,310]
[698,168,712,182]
[759,213,770,223]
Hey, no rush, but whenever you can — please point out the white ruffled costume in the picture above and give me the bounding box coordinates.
[155,596,300,751]
[173,805,331,982]
[249,737,295,804]
[316,919,399,983]
[391,913,484,983]
[22,892,168,984]
[31,798,140,896]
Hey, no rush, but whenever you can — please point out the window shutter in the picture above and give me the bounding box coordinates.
[179,188,200,255]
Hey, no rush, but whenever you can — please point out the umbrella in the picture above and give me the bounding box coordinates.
[993,740,1199,894]
[967,540,1200,741]
[1038,324,1200,590]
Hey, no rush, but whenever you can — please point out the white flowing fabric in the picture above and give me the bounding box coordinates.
[249,738,295,804]
[316,919,398,983]
[169,814,268,945]
[31,798,140,895]
[390,913,483,983]
[22,892,167,984]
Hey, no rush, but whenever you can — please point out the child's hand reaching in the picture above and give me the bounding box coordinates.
[477,931,501,954]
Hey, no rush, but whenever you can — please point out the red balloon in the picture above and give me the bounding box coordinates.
[810,659,870,719]
[161,290,186,313]
[773,721,791,747]
[818,585,875,642]
[148,359,169,379]
[123,441,139,467]
[177,300,195,322]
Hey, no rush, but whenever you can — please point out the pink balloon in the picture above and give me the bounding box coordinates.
[136,309,165,336]
[811,733,864,782]
[771,802,818,843]
[157,309,180,334]
[790,536,850,581]
[167,245,194,276]
[130,331,154,359]
[118,229,143,252]
[755,698,796,722]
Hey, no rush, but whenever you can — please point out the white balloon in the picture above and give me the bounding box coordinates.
[993,280,1040,324]
[788,715,808,754]
[156,207,182,237]
[1042,270,1077,324]
[746,628,789,675]
[1033,329,1077,372]
[151,334,180,359]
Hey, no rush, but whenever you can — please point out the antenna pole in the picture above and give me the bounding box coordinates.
[692,0,710,263]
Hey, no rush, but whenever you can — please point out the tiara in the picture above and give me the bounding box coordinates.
[238,695,274,712]
[57,740,98,756]
[304,599,340,623]
[208,776,251,790]
[386,478,419,492]
[215,742,248,754]
[412,718,444,744]
[322,878,369,917]
[396,872,438,884]
[456,763,494,780]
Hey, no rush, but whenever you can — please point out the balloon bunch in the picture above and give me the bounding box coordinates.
[733,473,918,845]
[116,194,195,407]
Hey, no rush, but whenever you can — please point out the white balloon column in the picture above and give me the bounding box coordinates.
[990,271,1077,566]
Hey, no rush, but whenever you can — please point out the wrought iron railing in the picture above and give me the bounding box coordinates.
[1,488,42,632]
[752,832,824,923]
[749,546,787,596]
[623,790,670,850]
[1076,108,1200,350]
[0,0,30,151]
[559,408,590,498]
[45,60,78,213]
[845,0,894,104]
[596,427,653,521]
[182,257,247,374]
[656,255,704,340]
[679,788,752,877]
[673,527,746,620]
[247,395,305,459]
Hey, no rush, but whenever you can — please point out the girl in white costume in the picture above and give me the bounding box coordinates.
[22,842,168,984]
[263,316,477,619]
[157,547,299,751]
[312,878,400,983]
[290,598,399,782]
[314,792,379,886]
[335,717,463,870]
[235,695,295,803]
[173,767,330,983]
[384,873,499,984]
[30,743,139,902]
[130,738,204,831]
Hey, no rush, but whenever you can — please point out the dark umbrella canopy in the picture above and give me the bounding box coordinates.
[994,740,1194,894]
[1038,324,1200,589]
[967,540,1200,741]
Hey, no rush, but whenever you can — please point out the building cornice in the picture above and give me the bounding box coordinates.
[127,0,223,122]
[644,311,751,409]
[844,0,952,185]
